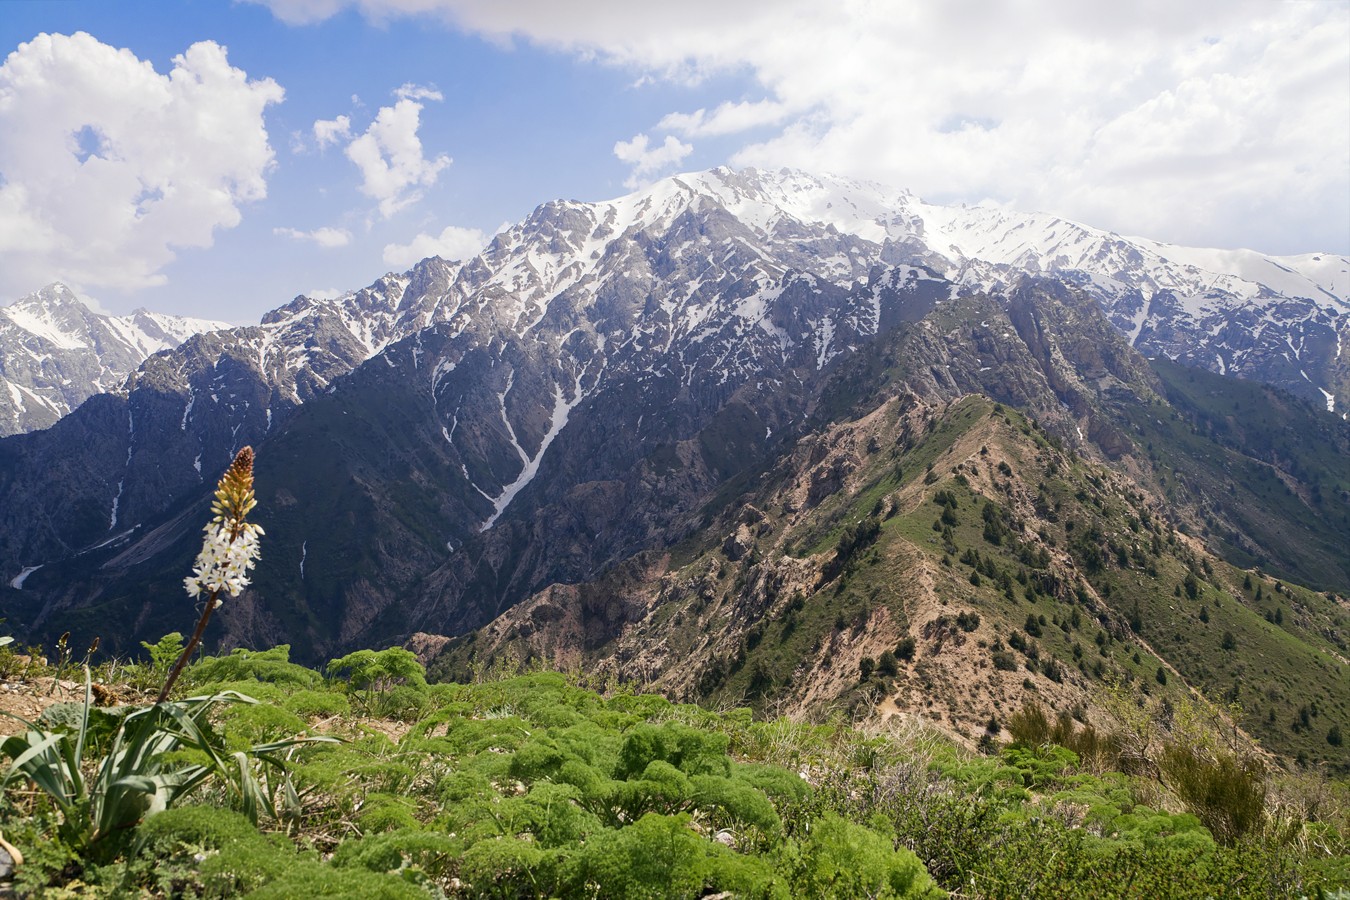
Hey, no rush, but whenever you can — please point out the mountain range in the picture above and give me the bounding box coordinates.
[1,166,1346,765]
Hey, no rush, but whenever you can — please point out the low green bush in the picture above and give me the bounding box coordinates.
[283,689,351,718]
[189,645,321,689]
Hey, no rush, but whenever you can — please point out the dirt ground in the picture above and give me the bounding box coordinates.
[0,677,146,737]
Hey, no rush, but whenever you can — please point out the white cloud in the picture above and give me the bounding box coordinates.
[345,96,451,218]
[657,100,789,138]
[313,114,352,149]
[382,224,488,268]
[394,83,443,102]
[0,32,284,298]
[613,133,692,189]
[304,286,346,300]
[273,225,353,248]
[250,0,1349,254]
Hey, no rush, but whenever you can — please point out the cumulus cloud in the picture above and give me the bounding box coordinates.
[613,133,693,189]
[343,91,451,218]
[273,225,353,248]
[250,0,1348,254]
[0,32,284,297]
[382,224,488,268]
[313,114,352,149]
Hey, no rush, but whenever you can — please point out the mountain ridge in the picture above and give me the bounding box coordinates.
[1,167,1346,692]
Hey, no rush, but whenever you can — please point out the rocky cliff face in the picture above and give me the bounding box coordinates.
[1,168,1345,667]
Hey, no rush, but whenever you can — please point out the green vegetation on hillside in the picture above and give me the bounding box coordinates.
[1125,358,1350,593]
[455,392,1347,770]
[2,647,1347,898]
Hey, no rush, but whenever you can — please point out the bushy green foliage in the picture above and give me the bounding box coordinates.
[579,811,780,899]
[141,632,185,675]
[188,645,322,689]
[244,861,429,899]
[327,647,426,691]
[794,814,941,899]
[327,647,428,718]
[283,689,351,718]
[120,806,287,898]
[617,721,731,779]
[6,651,1346,897]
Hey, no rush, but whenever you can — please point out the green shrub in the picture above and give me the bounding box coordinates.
[189,645,321,688]
[690,773,781,832]
[733,763,811,808]
[242,860,428,899]
[354,793,420,833]
[896,636,917,661]
[1006,702,1051,746]
[135,804,263,853]
[196,836,300,897]
[369,684,427,721]
[327,647,426,691]
[617,722,731,779]
[1160,745,1266,844]
[141,633,186,675]
[792,814,941,899]
[459,836,575,897]
[220,702,307,749]
[283,689,351,718]
[579,812,773,899]
[330,828,459,877]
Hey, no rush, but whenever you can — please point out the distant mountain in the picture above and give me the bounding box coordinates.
[1,166,1345,698]
[0,283,230,436]
[648,168,1349,414]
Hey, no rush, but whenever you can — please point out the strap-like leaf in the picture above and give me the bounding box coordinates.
[3,732,75,808]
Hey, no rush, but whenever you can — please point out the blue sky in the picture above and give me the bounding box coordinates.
[1,0,1347,323]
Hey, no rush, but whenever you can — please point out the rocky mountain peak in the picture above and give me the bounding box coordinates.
[0,283,229,436]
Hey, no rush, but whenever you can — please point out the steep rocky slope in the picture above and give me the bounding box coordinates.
[434,388,1349,768]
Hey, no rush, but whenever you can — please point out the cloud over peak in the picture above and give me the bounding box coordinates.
[383,224,487,268]
[613,133,692,189]
[252,0,1349,254]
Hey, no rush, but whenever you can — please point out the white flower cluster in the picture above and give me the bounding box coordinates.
[183,520,264,603]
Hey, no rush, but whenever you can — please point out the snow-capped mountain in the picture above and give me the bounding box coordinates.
[1,166,1346,663]
[638,168,1349,413]
[0,283,231,435]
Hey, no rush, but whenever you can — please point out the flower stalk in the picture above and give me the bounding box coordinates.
[156,447,263,702]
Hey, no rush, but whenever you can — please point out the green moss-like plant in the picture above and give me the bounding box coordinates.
[282,689,351,718]
[240,860,428,899]
[792,814,942,899]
